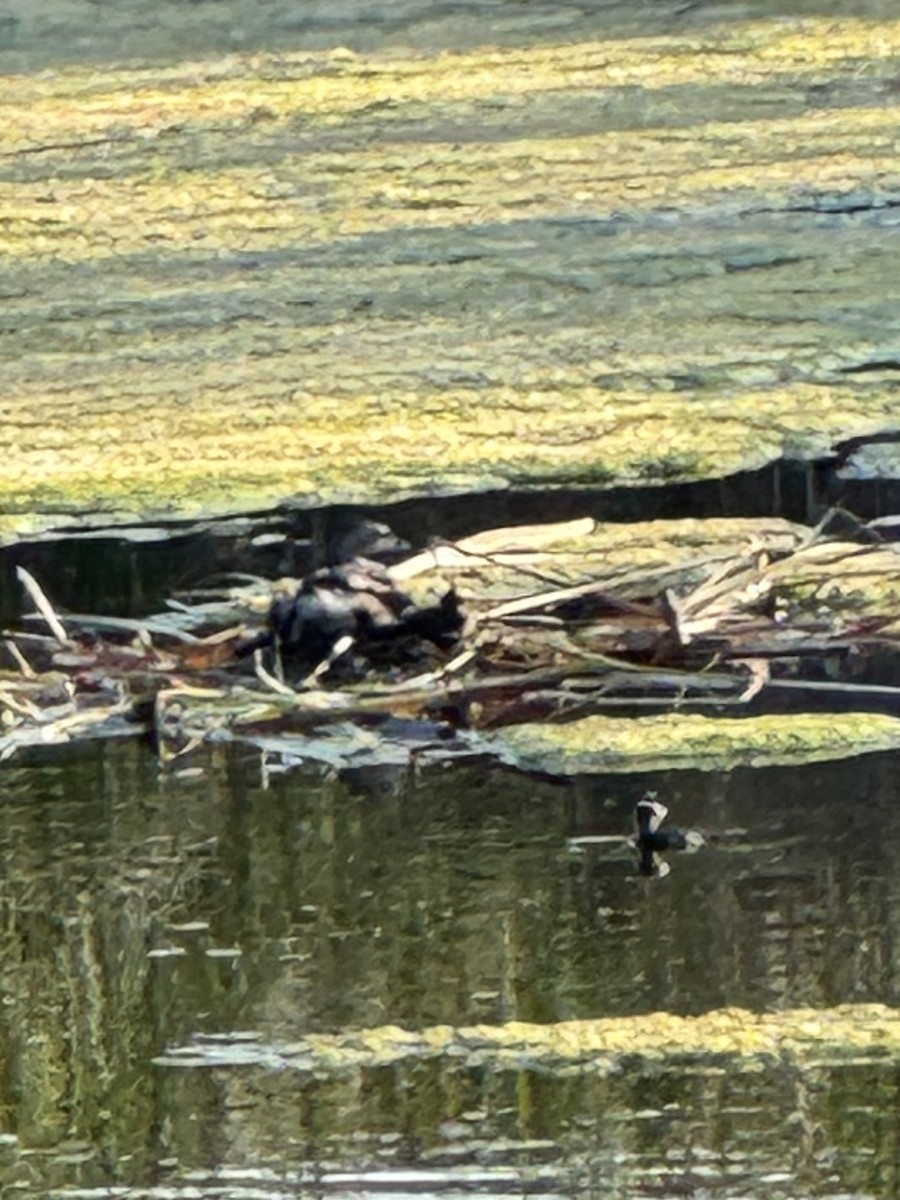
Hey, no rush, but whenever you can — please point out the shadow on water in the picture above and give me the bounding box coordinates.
[0,737,899,1194]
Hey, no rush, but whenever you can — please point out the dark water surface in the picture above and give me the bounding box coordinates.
[0,738,898,1196]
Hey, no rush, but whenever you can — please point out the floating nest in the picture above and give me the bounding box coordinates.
[3,513,900,767]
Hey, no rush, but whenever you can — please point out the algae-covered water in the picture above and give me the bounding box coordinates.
[1,736,899,1197]
[4,0,900,535]
[4,0,900,1193]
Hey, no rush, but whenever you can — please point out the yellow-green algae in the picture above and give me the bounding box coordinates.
[4,110,900,261]
[8,20,900,143]
[495,712,900,774]
[1,384,888,538]
[771,541,900,615]
[2,16,900,534]
[163,1003,900,1073]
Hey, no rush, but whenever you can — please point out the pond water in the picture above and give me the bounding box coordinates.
[5,0,900,1190]
[4,0,899,70]
[0,736,898,1197]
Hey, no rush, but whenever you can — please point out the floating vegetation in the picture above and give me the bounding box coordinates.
[497,711,900,775]
[153,1002,900,1074]
[4,17,900,535]
[3,513,900,771]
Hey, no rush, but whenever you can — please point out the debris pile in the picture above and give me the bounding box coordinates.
[2,513,900,764]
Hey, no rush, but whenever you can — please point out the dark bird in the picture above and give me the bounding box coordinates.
[271,561,462,664]
[238,520,464,678]
[326,519,410,567]
[634,793,700,876]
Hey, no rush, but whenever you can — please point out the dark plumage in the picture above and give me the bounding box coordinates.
[327,519,410,567]
[634,793,691,876]
[239,520,464,674]
[270,569,463,664]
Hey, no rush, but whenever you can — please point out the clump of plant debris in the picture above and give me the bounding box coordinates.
[3,509,900,765]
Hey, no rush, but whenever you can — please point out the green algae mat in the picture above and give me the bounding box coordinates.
[495,711,900,774]
[155,1003,900,1072]
[3,12,900,535]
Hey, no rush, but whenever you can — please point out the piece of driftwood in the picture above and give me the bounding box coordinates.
[2,517,900,762]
